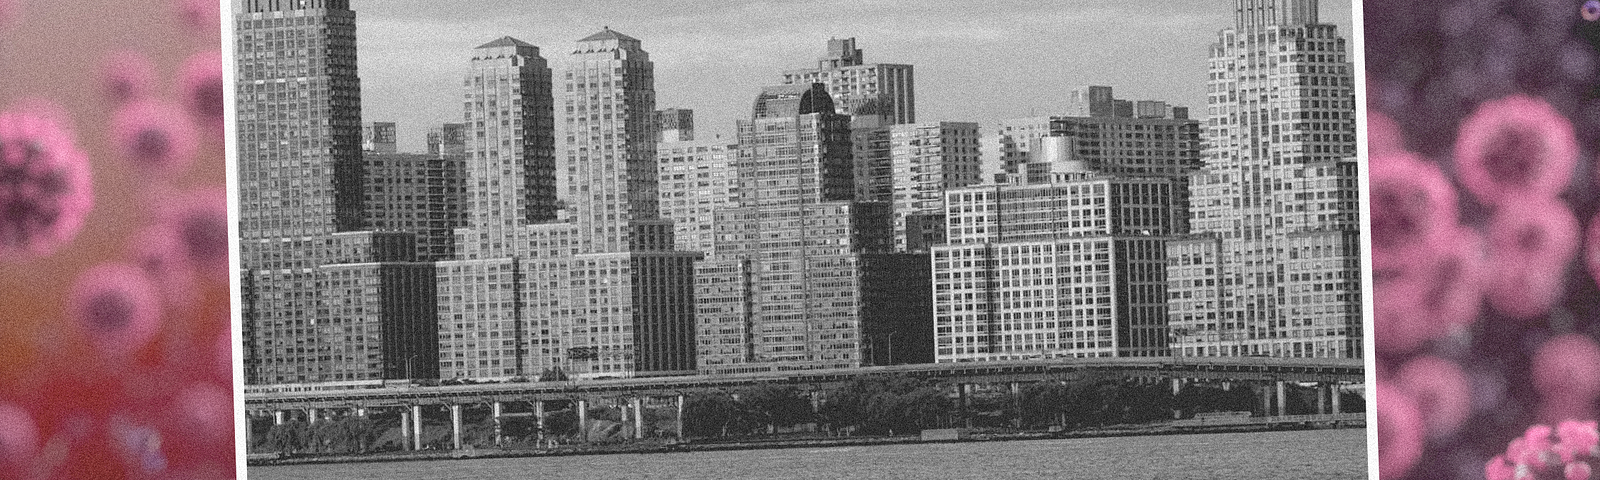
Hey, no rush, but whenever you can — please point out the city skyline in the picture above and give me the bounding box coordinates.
[233,0,1361,386]
[336,0,1352,152]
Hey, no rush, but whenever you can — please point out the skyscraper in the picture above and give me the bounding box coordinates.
[236,0,438,384]
[1166,0,1362,359]
[436,30,697,380]
[781,38,915,126]
[695,84,929,374]
[856,121,983,252]
[560,28,698,376]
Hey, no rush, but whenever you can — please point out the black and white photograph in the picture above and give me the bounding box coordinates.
[233,1,1367,478]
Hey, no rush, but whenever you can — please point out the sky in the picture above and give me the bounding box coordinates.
[343,0,1354,153]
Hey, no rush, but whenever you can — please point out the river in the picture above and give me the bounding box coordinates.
[249,428,1367,479]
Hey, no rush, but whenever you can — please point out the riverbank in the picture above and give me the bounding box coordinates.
[248,418,1365,467]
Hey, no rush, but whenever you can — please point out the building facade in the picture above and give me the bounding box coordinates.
[656,139,736,257]
[654,108,694,142]
[362,121,397,153]
[363,151,466,262]
[781,38,914,126]
[236,0,438,384]
[427,123,466,156]
[1166,0,1362,359]
[982,86,1201,184]
[932,176,1189,362]
[695,84,929,374]
[436,30,699,381]
[863,121,983,252]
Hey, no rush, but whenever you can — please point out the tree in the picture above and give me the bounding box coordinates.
[683,391,740,437]
[539,366,569,382]
[261,420,309,454]
[543,406,579,438]
[734,385,812,433]
[822,374,952,435]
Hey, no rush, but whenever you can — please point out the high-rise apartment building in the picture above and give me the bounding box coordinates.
[236,0,438,384]
[1167,0,1362,359]
[933,176,1190,361]
[781,38,914,126]
[435,30,698,381]
[695,84,930,374]
[852,121,983,252]
[656,140,736,256]
[364,150,466,261]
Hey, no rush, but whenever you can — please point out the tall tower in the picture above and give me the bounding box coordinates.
[1167,0,1362,359]
[565,27,663,254]
[436,30,697,381]
[236,0,361,236]
[458,36,556,259]
[560,28,697,377]
[236,0,438,384]
[696,83,930,374]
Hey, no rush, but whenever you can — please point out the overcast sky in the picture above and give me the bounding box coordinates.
[336,0,1353,152]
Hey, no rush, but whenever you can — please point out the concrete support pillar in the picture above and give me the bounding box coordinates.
[1258,385,1272,416]
[1170,377,1183,396]
[534,400,546,442]
[676,394,686,440]
[1316,384,1329,415]
[632,397,645,439]
[307,408,319,424]
[1275,381,1287,417]
[577,399,589,442]
[492,401,504,447]
[400,407,413,451]
[410,405,423,450]
[1331,384,1342,414]
[273,410,285,425]
[450,404,463,450]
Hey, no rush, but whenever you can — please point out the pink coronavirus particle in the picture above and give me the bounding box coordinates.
[102,51,156,105]
[1533,335,1600,423]
[0,104,93,259]
[1396,356,1473,439]
[1453,94,1577,206]
[178,0,220,35]
[1368,152,1460,273]
[1484,197,1579,321]
[0,403,39,472]
[110,100,198,175]
[130,225,197,309]
[1378,382,1423,480]
[155,187,228,280]
[67,263,162,359]
[179,50,223,133]
[1585,0,1600,22]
